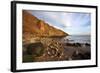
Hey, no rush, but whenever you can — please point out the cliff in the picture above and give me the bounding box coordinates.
[23,10,68,40]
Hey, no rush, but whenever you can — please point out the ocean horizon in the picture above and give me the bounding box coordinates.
[63,35,91,44]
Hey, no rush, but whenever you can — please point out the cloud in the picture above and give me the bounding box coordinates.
[27,10,91,35]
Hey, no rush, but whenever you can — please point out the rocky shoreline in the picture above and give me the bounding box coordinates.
[22,11,91,63]
[23,37,91,62]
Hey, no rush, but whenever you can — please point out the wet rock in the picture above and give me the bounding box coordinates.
[85,43,90,46]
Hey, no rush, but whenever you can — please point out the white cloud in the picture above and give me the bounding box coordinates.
[28,10,91,35]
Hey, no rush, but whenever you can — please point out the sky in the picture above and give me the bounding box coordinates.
[27,10,91,35]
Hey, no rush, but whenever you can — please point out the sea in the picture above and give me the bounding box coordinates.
[62,35,91,44]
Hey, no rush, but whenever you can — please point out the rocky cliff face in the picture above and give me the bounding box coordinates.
[23,10,68,41]
[23,10,69,62]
